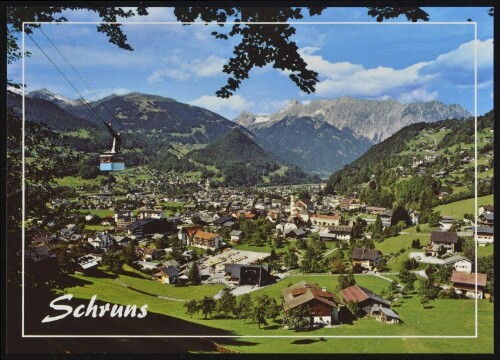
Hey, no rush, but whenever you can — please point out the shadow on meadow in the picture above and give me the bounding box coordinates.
[291,338,328,345]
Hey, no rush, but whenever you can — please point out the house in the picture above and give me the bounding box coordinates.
[478,213,494,227]
[88,232,113,250]
[153,266,179,284]
[340,285,392,317]
[115,210,136,230]
[372,305,401,324]
[266,209,281,223]
[28,245,56,262]
[212,216,234,227]
[433,170,449,178]
[426,232,458,256]
[451,271,487,299]
[191,231,222,250]
[479,205,494,216]
[439,216,455,231]
[282,281,342,326]
[137,209,165,220]
[291,196,315,212]
[475,226,494,245]
[310,213,341,227]
[380,210,393,227]
[143,248,166,261]
[284,228,307,239]
[178,225,204,245]
[76,254,100,273]
[224,264,275,287]
[114,235,131,247]
[127,218,171,239]
[442,255,473,274]
[350,248,382,271]
[328,225,353,243]
[409,209,420,226]
[229,230,243,244]
[160,259,180,268]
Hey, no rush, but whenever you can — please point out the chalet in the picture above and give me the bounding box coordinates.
[328,225,353,242]
[340,285,392,317]
[433,170,449,178]
[475,226,494,245]
[442,255,473,274]
[451,271,487,299]
[380,210,393,227]
[292,197,314,212]
[191,231,222,250]
[153,266,179,284]
[372,305,401,324]
[224,264,274,287]
[478,213,494,227]
[282,281,342,326]
[350,248,382,271]
[229,230,243,244]
[284,228,307,239]
[310,213,341,227]
[427,232,458,256]
[143,248,166,261]
[178,225,204,245]
[439,216,455,231]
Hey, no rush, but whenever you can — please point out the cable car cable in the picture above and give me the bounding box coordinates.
[37,27,159,172]
[26,31,157,175]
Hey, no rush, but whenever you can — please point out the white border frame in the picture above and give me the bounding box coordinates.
[21,20,479,339]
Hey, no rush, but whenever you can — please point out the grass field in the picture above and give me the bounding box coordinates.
[477,244,493,258]
[64,266,493,353]
[78,209,115,217]
[84,225,114,231]
[56,176,106,187]
[434,195,493,219]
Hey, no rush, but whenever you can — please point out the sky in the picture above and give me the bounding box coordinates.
[8,6,494,119]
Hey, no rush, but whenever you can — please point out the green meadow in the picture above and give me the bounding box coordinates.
[65,266,493,354]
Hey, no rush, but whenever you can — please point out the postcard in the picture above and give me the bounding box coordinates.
[5,3,495,355]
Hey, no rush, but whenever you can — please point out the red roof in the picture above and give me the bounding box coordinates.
[451,271,487,287]
[340,285,369,303]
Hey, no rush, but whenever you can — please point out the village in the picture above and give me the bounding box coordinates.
[26,162,494,330]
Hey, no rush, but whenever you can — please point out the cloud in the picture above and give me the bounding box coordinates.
[397,88,438,103]
[188,95,253,118]
[298,38,492,102]
[147,55,226,83]
[421,38,493,86]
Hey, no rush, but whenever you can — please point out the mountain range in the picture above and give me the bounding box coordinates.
[8,88,473,181]
[235,97,471,143]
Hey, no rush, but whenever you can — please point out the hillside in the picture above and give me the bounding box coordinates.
[58,91,244,145]
[186,128,315,187]
[252,115,373,176]
[324,111,493,209]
